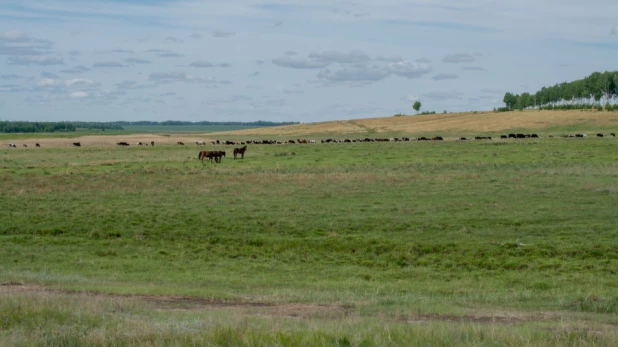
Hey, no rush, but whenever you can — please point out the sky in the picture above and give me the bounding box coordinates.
[1,0,618,123]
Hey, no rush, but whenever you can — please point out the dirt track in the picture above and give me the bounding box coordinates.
[1,283,564,324]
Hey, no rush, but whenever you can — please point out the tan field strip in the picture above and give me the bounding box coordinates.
[1,134,215,148]
[214,110,618,137]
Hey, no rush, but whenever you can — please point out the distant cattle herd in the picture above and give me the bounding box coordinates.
[6,132,617,160]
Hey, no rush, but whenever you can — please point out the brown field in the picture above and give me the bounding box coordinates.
[0,134,215,148]
[214,110,618,137]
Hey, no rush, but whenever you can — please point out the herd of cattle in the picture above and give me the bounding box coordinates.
[6,132,617,149]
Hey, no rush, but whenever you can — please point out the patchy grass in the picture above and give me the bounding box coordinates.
[1,135,618,344]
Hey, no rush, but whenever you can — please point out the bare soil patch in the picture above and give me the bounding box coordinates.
[0,283,349,319]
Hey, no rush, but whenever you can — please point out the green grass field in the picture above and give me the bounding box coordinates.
[1,136,618,345]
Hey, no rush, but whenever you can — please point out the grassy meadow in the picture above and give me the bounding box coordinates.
[1,125,618,345]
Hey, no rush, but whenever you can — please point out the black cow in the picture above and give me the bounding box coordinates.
[597,133,605,138]
[72,142,81,147]
[508,134,516,139]
[117,142,130,146]
[531,134,539,138]
[35,143,41,147]
[500,135,508,139]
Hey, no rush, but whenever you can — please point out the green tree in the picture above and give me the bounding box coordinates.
[413,100,422,112]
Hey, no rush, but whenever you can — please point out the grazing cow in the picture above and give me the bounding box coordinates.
[35,143,40,147]
[151,141,155,146]
[177,141,185,145]
[72,142,81,147]
[8,143,16,148]
[508,133,516,139]
[23,144,27,148]
[516,134,526,139]
[117,142,130,146]
[531,134,539,138]
[575,134,587,138]
[432,136,444,141]
[137,142,144,146]
[597,133,605,138]
[500,135,508,139]
[196,141,205,145]
[611,133,616,137]
[233,145,247,159]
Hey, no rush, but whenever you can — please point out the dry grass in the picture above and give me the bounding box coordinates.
[215,110,618,136]
[0,134,215,148]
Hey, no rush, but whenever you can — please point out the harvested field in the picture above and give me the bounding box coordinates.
[214,110,618,136]
[0,134,215,148]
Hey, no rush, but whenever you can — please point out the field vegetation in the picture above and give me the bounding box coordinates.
[1,112,618,345]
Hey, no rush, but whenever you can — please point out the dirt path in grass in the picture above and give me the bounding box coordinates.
[0,282,567,324]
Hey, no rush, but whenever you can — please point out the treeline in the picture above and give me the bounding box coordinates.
[0,121,124,133]
[116,120,299,126]
[499,71,618,111]
[71,122,124,130]
[0,121,77,133]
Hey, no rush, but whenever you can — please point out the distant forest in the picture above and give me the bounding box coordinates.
[500,71,618,111]
[116,120,299,126]
[0,120,299,133]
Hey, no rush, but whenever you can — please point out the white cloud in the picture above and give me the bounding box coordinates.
[442,53,476,63]
[69,91,88,98]
[463,66,486,71]
[212,30,235,38]
[422,90,464,100]
[116,80,156,89]
[60,66,91,74]
[388,61,432,78]
[9,56,63,65]
[375,56,404,62]
[93,61,125,68]
[111,49,134,54]
[433,73,458,81]
[272,56,330,69]
[309,50,371,64]
[317,65,389,84]
[35,78,98,90]
[189,60,214,68]
[125,58,152,64]
[0,73,22,79]
[148,72,217,84]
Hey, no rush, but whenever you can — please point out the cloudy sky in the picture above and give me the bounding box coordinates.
[1,0,618,122]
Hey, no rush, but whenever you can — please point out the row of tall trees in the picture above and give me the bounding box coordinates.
[0,121,77,133]
[501,71,618,111]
